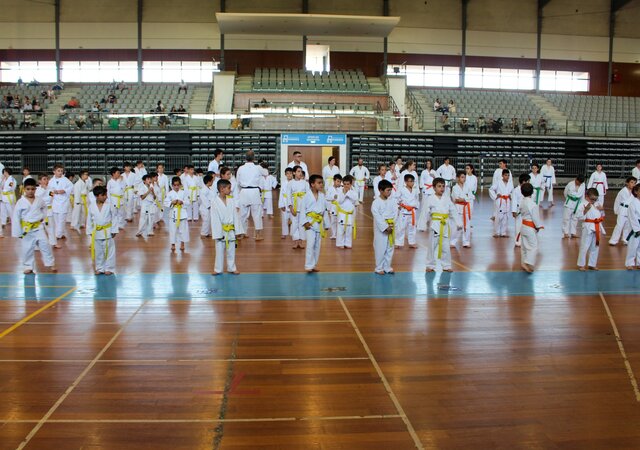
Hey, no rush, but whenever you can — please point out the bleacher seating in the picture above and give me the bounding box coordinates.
[252,69,370,93]
[75,83,194,114]
[543,93,640,122]
[413,88,546,127]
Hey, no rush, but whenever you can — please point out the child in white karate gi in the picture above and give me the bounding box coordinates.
[11,178,56,274]
[336,175,358,249]
[164,176,190,252]
[372,179,398,274]
[87,186,118,275]
[210,179,245,275]
[577,188,605,271]
[489,169,514,238]
[301,174,329,272]
[396,173,420,248]
[424,178,462,272]
[518,183,544,273]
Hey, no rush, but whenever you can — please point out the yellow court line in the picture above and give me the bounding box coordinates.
[0,287,77,340]
[599,292,640,403]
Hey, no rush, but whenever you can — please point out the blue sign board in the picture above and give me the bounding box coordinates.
[281,133,346,146]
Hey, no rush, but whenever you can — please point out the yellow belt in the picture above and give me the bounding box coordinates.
[335,204,356,239]
[188,186,199,202]
[221,223,235,249]
[111,193,123,208]
[124,186,135,200]
[91,223,112,261]
[385,218,395,246]
[81,194,88,215]
[70,194,74,207]
[45,205,52,225]
[431,213,449,259]
[292,191,306,213]
[2,191,16,205]
[175,203,183,228]
[20,220,41,237]
[306,212,326,238]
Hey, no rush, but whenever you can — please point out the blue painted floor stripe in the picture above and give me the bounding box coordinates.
[0,271,637,301]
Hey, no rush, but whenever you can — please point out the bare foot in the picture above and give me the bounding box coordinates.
[375,271,385,275]
[425,268,435,272]
[626,266,634,270]
[54,245,62,249]
[305,269,313,273]
[171,245,176,252]
[49,266,57,273]
[95,271,102,275]
[578,266,586,271]
[588,266,599,271]
[104,271,113,276]
[281,235,286,239]
[231,271,240,275]
[387,270,395,274]
[311,268,319,272]
[409,245,417,249]
[180,244,185,251]
[211,272,220,276]
[23,270,34,274]
[443,268,453,272]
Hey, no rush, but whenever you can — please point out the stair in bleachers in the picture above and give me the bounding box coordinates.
[526,94,568,134]
[367,77,388,95]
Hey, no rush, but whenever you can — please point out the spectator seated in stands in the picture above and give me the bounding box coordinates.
[525,117,534,134]
[91,101,103,113]
[178,80,188,93]
[19,112,33,129]
[460,117,470,133]
[477,116,487,133]
[65,97,80,110]
[172,105,187,125]
[21,101,33,112]
[55,106,69,124]
[88,113,102,128]
[0,112,16,130]
[75,114,86,129]
[28,78,40,87]
[433,98,443,112]
[52,82,64,91]
[241,110,251,130]
[510,117,520,134]
[489,117,503,133]
[117,81,129,93]
[448,100,456,115]
[33,102,43,116]
[537,116,548,135]
[441,113,451,131]
[107,93,117,105]
[126,117,137,130]
[158,115,171,129]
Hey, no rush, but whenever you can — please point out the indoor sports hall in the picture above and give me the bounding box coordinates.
[1,1,640,449]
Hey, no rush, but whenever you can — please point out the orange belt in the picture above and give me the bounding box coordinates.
[593,181,606,194]
[516,219,543,241]
[455,200,471,231]
[585,217,604,246]
[399,203,416,226]
[423,183,433,191]
[498,194,510,209]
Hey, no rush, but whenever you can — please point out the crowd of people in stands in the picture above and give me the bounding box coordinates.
[433,97,550,135]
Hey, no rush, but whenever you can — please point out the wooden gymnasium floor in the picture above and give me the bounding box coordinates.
[1,189,639,450]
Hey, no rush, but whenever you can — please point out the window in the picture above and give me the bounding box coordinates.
[60,61,138,82]
[387,65,460,88]
[143,61,218,83]
[464,67,538,90]
[0,61,57,83]
[539,70,589,92]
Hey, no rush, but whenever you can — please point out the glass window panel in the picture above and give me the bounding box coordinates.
[142,61,162,82]
[482,68,500,89]
[517,69,535,90]
[500,69,518,90]
[539,70,556,91]
[118,61,138,82]
[555,71,573,91]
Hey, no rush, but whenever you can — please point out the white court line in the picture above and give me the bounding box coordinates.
[16,299,151,450]
[0,357,370,363]
[599,292,640,402]
[3,414,402,424]
[338,296,424,450]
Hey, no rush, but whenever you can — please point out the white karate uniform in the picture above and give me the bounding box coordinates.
[609,187,633,245]
[325,184,339,239]
[49,175,73,239]
[540,165,556,203]
[35,186,56,246]
[236,162,264,233]
[512,185,524,246]
[424,194,461,271]
[372,195,398,273]
[211,195,245,273]
[12,197,55,272]
[87,201,117,273]
[107,178,125,230]
[137,183,157,238]
[0,175,17,227]
[464,173,478,214]
[349,165,370,203]
[134,167,147,211]
[156,173,170,223]
[278,178,292,237]
[632,166,640,181]
[625,197,640,267]
[436,164,456,196]
[529,173,545,205]
[300,191,328,270]
[164,189,190,246]
[372,172,393,199]
[451,183,472,247]
[562,181,585,236]
[199,185,215,236]
[70,179,88,231]
[491,169,513,218]
[418,169,437,227]
[587,171,608,206]
[322,165,340,186]
[399,170,418,188]
[121,171,138,221]
[287,179,309,241]
[577,200,605,268]
[489,180,513,236]
[519,197,543,267]
[182,174,200,221]
[396,185,419,247]
[207,159,221,175]
[261,174,277,215]
[336,187,357,248]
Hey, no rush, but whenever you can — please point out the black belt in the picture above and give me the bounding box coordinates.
[241,186,261,189]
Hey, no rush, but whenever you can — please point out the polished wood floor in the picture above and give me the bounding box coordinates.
[1,189,639,449]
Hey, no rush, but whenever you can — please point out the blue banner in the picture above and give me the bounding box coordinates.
[281,133,346,146]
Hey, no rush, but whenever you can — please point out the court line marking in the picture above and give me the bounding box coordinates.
[16,299,151,450]
[3,414,403,424]
[338,296,424,450]
[0,320,350,325]
[0,357,372,363]
[599,292,640,403]
[0,287,77,340]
